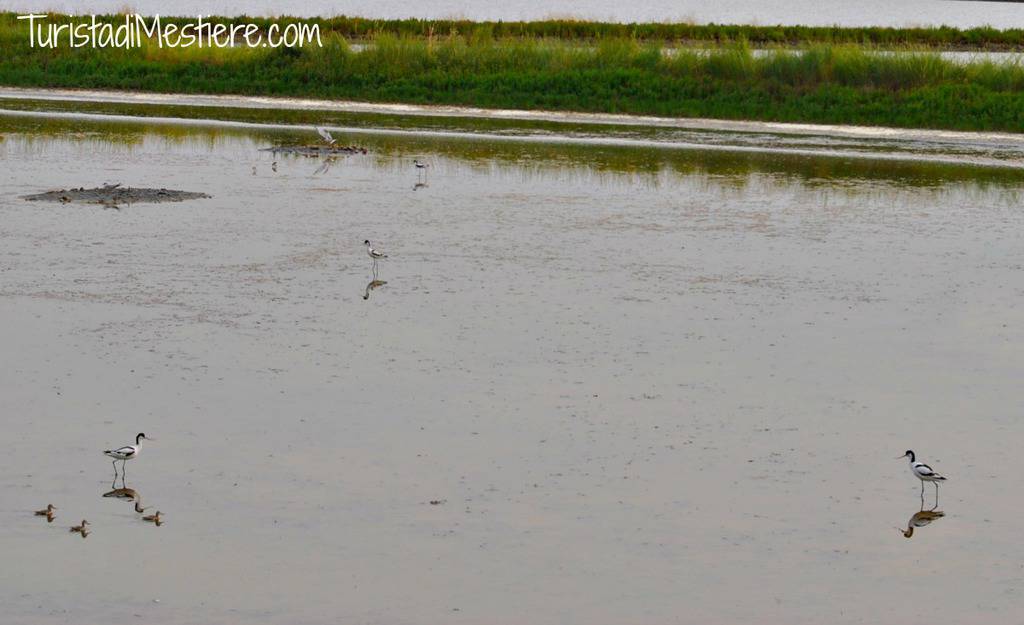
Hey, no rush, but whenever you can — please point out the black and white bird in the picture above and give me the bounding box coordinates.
[364,240,388,276]
[413,159,429,170]
[316,127,336,146]
[104,433,152,476]
[899,450,947,500]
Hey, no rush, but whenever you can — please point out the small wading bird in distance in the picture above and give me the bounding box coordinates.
[70,520,89,534]
[316,126,336,146]
[899,450,947,504]
[104,433,152,477]
[365,240,388,277]
[413,159,429,179]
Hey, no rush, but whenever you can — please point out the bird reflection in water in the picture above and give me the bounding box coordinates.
[103,479,147,514]
[413,181,428,191]
[899,506,945,538]
[363,279,387,300]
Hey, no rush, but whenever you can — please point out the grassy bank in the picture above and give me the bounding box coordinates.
[2,14,1024,132]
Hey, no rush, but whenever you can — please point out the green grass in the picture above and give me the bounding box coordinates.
[2,14,1024,132]
[49,13,1024,50]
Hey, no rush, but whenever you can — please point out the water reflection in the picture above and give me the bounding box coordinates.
[363,279,387,300]
[4,105,1024,193]
[313,156,337,176]
[900,507,946,539]
[102,478,148,514]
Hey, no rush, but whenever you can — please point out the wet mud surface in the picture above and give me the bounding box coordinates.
[22,184,211,206]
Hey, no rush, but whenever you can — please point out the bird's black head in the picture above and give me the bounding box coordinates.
[137,433,147,444]
[364,239,370,245]
[903,450,915,461]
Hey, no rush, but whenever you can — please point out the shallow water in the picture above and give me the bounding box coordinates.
[1,111,1024,624]
[3,0,1024,27]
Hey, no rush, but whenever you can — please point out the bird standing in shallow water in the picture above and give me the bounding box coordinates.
[104,433,152,478]
[364,240,388,277]
[899,450,947,504]
[70,520,89,533]
[34,504,56,516]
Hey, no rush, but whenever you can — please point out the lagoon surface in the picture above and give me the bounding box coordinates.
[1,0,1024,27]
[1,109,1024,624]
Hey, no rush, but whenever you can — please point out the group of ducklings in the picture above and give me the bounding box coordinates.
[34,503,162,538]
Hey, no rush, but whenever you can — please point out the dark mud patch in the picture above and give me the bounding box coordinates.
[261,145,367,157]
[22,184,211,206]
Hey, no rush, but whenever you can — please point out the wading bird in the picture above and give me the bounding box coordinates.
[70,520,89,534]
[899,450,947,504]
[364,240,388,277]
[104,433,152,478]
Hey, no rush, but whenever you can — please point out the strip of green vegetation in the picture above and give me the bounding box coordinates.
[2,14,1024,132]
[5,11,1024,50]
[289,17,1024,51]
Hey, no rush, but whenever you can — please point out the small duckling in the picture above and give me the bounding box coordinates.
[34,504,56,516]
[70,520,89,533]
[142,511,162,526]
